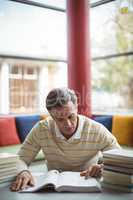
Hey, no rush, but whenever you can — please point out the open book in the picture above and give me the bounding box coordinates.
[20,170,101,193]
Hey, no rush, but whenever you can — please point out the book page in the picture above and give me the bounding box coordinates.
[56,171,101,192]
[43,170,59,185]
[20,170,59,192]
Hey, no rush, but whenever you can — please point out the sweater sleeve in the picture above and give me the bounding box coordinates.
[17,121,42,168]
[98,124,121,152]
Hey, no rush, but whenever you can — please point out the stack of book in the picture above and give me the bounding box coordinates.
[102,148,133,192]
[0,153,19,187]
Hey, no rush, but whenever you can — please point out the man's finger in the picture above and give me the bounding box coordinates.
[89,165,102,177]
[88,166,97,177]
[84,167,92,178]
[29,176,35,186]
[95,168,102,177]
[15,178,23,191]
[10,181,18,191]
[21,178,30,190]
[80,168,92,179]
[80,170,87,176]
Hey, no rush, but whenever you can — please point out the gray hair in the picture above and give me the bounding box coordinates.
[46,88,77,111]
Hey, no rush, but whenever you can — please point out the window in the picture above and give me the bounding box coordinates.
[0,0,67,114]
[90,0,133,114]
[8,61,67,114]
[0,0,66,58]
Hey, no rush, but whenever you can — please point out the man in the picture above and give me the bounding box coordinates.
[11,88,120,191]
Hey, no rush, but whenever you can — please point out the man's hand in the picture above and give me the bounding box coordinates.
[80,164,103,178]
[10,170,35,191]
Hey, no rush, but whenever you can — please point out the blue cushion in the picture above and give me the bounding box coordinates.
[15,115,40,142]
[93,116,112,132]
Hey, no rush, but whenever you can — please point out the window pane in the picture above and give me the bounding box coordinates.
[91,1,133,114]
[90,1,133,57]
[92,55,133,114]
[8,60,67,114]
[27,68,34,75]
[10,66,19,74]
[0,0,66,58]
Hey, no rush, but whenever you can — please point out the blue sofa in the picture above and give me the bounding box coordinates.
[0,114,133,159]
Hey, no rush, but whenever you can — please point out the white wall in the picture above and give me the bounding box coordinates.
[0,62,10,114]
[38,65,49,113]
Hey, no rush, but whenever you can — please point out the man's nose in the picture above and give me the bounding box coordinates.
[65,119,72,127]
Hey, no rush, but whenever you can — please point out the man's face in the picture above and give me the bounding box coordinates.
[50,101,78,138]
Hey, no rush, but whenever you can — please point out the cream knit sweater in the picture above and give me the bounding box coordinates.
[18,115,120,171]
